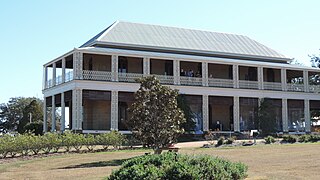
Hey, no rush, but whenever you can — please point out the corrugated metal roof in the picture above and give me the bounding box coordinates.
[80,21,289,60]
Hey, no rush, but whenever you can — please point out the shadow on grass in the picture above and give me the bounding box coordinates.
[60,158,130,169]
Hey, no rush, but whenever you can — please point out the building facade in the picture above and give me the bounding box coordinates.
[42,21,320,134]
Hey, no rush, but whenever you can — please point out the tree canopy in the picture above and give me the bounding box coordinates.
[255,99,277,136]
[0,97,43,133]
[127,76,186,151]
[310,50,320,68]
[177,95,196,132]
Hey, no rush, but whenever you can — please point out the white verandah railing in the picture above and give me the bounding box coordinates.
[208,78,234,88]
[309,85,320,93]
[180,76,202,86]
[263,82,282,91]
[83,70,112,81]
[118,72,144,83]
[239,80,259,89]
[153,74,174,84]
[287,83,304,92]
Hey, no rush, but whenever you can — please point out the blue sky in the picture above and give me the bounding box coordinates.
[0,0,319,103]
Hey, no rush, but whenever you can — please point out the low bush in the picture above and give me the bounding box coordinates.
[225,137,236,144]
[84,134,97,151]
[217,136,225,146]
[97,131,126,150]
[282,135,298,143]
[309,134,320,142]
[29,134,43,155]
[108,152,248,180]
[264,136,276,144]
[23,121,43,135]
[0,130,126,159]
[108,131,126,149]
[298,135,310,143]
[97,133,111,150]
[42,132,61,153]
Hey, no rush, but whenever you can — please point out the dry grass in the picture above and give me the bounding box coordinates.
[181,143,320,180]
[0,143,319,179]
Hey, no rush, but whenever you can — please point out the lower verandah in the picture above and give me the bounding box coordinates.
[61,90,320,134]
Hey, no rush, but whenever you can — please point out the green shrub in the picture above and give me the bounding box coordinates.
[108,131,126,149]
[61,131,74,152]
[97,133,111,150]
[15,134,33,156]
[42,132,62,153]
[0,134,14,158]
[217,136,225,146]
[23,121,43,135]
[282,135,298,143]
[5,135,18,157]
[264,136,276,144]
[28,134,43,155]
[71,133,85,152]
[108,152,248,180]
[225,137,235,144]
[97,131,126,150]
[84,134,96,151]
[309,134,320,142]
[298,135,310,143]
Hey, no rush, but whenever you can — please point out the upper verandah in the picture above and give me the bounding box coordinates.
[79,21,292,63]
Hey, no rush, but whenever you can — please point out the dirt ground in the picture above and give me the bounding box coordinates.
[0,143,319,180]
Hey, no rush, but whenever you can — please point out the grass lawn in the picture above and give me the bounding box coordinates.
[0,143,319,180]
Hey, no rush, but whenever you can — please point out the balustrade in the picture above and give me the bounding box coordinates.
[239,80,259,89]
[208,78,234,88]
[263,82,282,91]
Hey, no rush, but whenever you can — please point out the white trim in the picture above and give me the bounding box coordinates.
[96,21,120,41]
[44,49,74,67]
[82,130,132,134]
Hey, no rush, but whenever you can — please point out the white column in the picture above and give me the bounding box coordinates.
[43,97,47,132]
[233,96,240,132]
[303,70,309,92]
[111,55,118,81]
[202,94,209,131]
[258,67,264,90]
[61,92,65,132]
[72,89,83,130]
[51,95,56,132]
[111,91,118,130]
[62,58,66,83]
[73,51,83,80]
[304,99,310,133]
[281,68,287,91]
[202,62,208,86]
[174,59,180,85]
[282,98,288,132]
[43,66,48,89]
[233,65,239,88]
[52,63,56,86]
[143,57,150,76]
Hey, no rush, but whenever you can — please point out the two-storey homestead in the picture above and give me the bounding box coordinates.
[42,21,320,134]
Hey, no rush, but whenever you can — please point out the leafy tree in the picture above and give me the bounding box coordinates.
[0,97,43,132]
[177,95,196,132]
[128,76,186,152]
[23,121,43,135]
[255,99,277,136]
[17,100,43,133]
[310,50,320,68]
